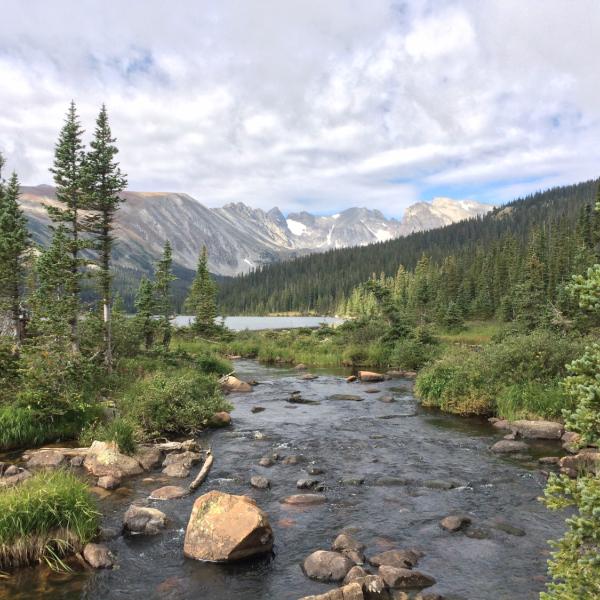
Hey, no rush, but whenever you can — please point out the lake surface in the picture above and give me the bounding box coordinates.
[172,316,345,330]
[4,360,565,600]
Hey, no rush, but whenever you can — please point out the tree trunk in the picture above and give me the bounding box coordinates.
[104,298,112,372]
[70,210,80,353]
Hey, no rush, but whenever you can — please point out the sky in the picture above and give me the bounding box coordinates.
[1,0,600,217]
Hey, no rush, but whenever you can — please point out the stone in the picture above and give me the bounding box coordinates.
[491,519,525,537]
[184,491,273,561]
[3,465,19,476]
[251,406,266,413]
[162,464,190,478]
[361,575,390,599]
[538,456,560,465]
[221,375,253,393]
[491,419,510,430]
[26,450,66,469]
[415,595,446,600]
[297,479,324,491]
[70,455,85,467]
[303,550,354,582]
[379,395,395,403]
[440,515,471,532]
[96,527,119,541]
[123,504,167,535]
[307,466,325,475]
[282,455,304,465]
[490,440,529,454]
[84,441,144,479]
[365,388,380,394]
[560,450,600,477]
[378,566,435,589]
[302,373,319,380]
[344,565,369,584]
[282,494,327,506]
[340,476,365,486]
[97,475,121,490]
[83,543,114,569]
[209,411,232,427]
[346,375,357,383]
[295,364,307,370]
[259,456,275,467]
[359,371,385,382]
[332,533,366,555]
[423,479,456,490]
[562,431,582,453]
[134,446,163,471]
[510,420,564,440]
[162,451,202,469]
[149,485,188,500]
[299,583,363,600]
[368,549,423,569]
[250,475,271,489]
[329,394,363,402]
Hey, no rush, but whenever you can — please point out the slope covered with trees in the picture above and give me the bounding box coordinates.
[218,179,600,316]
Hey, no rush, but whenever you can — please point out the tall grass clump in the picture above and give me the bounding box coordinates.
[80,417,137,455]
[0,470,99,569]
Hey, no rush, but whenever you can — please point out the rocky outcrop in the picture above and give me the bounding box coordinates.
[510,420,563,440]
[134,446,163,470]
[378,565,435,589]
[184,491,273,562]
[84,441,144,479]
[358,371,384,382]
[303,550,354,582]
[123,505,167,535]
[83,543,114,569]
[221,376,253,393]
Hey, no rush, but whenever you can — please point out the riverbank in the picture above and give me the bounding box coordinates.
[0,360,570,599]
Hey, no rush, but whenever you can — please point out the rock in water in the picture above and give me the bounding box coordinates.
[250,475,271,489]
[358,371,385,382]
[84,441,144,478]
[123,505,167,535]
[184,491,273,562]
[209,411,232,427]
[26,450,66,469]
[440,515,471,532]
[302,550,354,582]
[221,375,253,393]
[490,440,529,454]
[149,485,188,500]
[83,543,114,569]
[509,420,563,439]
[368,549,423,569]
[378,565,435,589]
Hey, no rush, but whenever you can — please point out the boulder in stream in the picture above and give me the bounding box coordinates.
[440,515,471,532]
[184,491,273,561]
[83,543,114,569]
[149,485,188,500]
[123,504,167,535]
[282,494,327,506]
[378,565,435,589]
[84,441,144,479]
[302,550,354,582]
[490,440,529,454]
[251,475,271,489]
[221,375,253,393]
[509,420,563,440]
[358,371,385,382]
[209,411,232,427]
[368,549,422,569]
[26,450,67,469]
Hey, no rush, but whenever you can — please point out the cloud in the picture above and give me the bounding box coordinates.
[0,0,599,217]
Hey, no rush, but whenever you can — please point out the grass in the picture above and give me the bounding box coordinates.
[80,417,137,454]
[0,470,99,569]
[435,320,505,345]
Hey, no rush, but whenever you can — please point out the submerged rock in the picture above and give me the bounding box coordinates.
[440,515,471,532]
[209,411,232,427]
[368,549,422,569]
[149,485,188,500]
[302,374,319,380]
[83,543,114,569]
[346,375,357,383]
[329,394,363,402]
[251,406,266,413]
[358,371,385,382]
[162,464,190,478]
[303,550,354,582]
[297,479,324,491]
[123,504,167,535]
[490,440,529,454]
[97,474,121,490]
[259,456,275,467]
[282,494,327,506]
[183,491,273,562]
[378,565,435,589]
[250,475,271,489]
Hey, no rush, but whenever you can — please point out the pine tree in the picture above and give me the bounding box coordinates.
[134,277,156,350]
[154,240,176,348]
[0,160,30,343]
[32,226,78,343]
[82,105,127,369]
[47,101,86,353]
[185,246,217,334]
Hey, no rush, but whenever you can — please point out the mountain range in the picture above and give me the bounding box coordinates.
[19,185,492,277]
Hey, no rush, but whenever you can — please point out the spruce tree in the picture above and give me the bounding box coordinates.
[154,240,176,348]
[0,160,30,343]
[82,105,127,369]
[47,101,86,353]
[134,277,156,350]
[185,246,217,334]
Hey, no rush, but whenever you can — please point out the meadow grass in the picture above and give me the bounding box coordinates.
[0,470,99,569]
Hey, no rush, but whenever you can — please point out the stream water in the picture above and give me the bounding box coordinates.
[2,360,565,600]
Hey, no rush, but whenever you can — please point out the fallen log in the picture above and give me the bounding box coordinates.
[189,450,214,492]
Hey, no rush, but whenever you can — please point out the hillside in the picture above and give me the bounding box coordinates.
[217,179,600,314]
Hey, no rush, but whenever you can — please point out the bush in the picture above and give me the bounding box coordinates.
[80,417,137,454]
[496,381,569,421]
[120,369,231,439]
[390,338,438,370]
[0,470,99,569]
[195,351,232,376]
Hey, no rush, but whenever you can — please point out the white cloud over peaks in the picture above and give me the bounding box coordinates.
[0,0,600,217]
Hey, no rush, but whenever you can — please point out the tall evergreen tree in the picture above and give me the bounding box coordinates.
[154,240,176,348]
[82,105,127,369]
[0,159,30,343]
[185,246,217,334]
[47,101,86,353]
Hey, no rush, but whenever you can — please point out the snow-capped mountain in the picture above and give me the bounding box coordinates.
[18,186,492,277]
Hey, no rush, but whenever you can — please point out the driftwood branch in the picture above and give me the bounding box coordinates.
[218,371,236,384]
[189,450,213,492]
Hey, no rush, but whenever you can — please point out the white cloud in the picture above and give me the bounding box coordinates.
[0,0,600,217]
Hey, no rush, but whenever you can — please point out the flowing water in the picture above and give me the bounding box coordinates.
[3,360,566,600]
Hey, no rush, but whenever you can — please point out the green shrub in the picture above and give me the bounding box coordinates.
[0,470,99,569]
[390,338,438,370]
[80,418,137,454]
[195,351,232,376]
[120,369,231,439]
[496,380,569,421]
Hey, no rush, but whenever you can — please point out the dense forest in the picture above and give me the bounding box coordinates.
[218,179,600,316]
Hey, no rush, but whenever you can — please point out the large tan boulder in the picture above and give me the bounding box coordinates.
[184,491,273,562]
[303,550,354,582]
[123,504,167,535]
[510,420,563,440]
[358,371,384,382]
[26,450,66,469]
[221,375,253,393]
[560,449,600,477]
[84,441,143,478]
